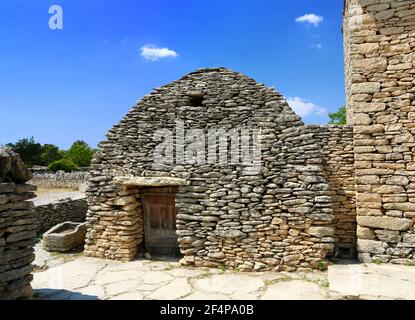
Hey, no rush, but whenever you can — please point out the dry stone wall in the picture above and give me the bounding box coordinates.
[85,184,143,261]
[344,0,415,263]
[0,149,36,299]
[85,68,356,271]
[317,125,356,253]
[34,197,87,234]
[30,169,90,190]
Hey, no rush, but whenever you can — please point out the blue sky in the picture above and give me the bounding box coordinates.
[0,0,345,149]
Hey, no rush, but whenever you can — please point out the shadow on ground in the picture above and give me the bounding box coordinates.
[33,289,99,300]
[332,259,360,266]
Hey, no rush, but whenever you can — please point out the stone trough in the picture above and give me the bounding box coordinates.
[43,221,87,252]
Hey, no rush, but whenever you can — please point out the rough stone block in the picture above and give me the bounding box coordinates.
[43,222,87,252]
[352,83,381,94]
[305,227,334,238]
[357,226,376,240]
[357,216,413,231]
[375,230,401,243]
[357,239,385,254]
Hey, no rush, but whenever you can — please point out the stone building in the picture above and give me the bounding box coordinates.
[343,0,415,263]
[84,68,355,271]
[85,0,415,270]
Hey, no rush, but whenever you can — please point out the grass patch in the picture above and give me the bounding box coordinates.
[219,263,226,272]
[300,274,330,289]
[32,265,48,273]
[265,274,293,285]
[315,260,328,271]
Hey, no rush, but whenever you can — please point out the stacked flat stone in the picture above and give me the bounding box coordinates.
[319,126,356,252]
[0,149,37,299]
[34,197,87,234]
[344,0,415,263]
[86,184,143,261]
[85,67,354,271]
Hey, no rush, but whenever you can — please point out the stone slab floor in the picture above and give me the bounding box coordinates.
[32,243,415,300]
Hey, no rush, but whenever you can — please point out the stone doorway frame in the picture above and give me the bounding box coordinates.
[113,176,187,261]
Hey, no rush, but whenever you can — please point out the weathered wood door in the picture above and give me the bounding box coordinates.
[142,187,180,256]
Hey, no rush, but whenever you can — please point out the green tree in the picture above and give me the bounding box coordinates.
[41,144,64,166]
[328,106,347,125]
[48,159,78,172]
[6,137,42,167]
[65,140,93,167]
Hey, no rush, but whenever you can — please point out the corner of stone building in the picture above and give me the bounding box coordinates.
[343,0,415,264]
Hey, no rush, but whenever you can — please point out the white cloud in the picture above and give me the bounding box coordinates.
[295,13,324,27]
[140,45,178,61]
[310,43,323,50]
[287,97,328,117]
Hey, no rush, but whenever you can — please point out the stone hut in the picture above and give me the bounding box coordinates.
[86,0,415,270]
[85,68,355,271]
[343,0,415,264]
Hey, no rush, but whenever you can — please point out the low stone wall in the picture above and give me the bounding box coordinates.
[34,196,87,234]
[30,170,90,190]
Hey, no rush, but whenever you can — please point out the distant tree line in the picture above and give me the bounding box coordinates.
[3,137,95,172]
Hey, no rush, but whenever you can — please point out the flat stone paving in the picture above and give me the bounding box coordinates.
[31,244,415,300]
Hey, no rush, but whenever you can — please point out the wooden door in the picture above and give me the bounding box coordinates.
[142,187,180,256]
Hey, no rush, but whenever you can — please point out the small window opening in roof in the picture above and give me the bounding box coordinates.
[189,95,204,107]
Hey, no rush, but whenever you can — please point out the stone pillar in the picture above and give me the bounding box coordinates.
[0,149,37,299]
[343,0,415,263]
[84,182,143,261]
